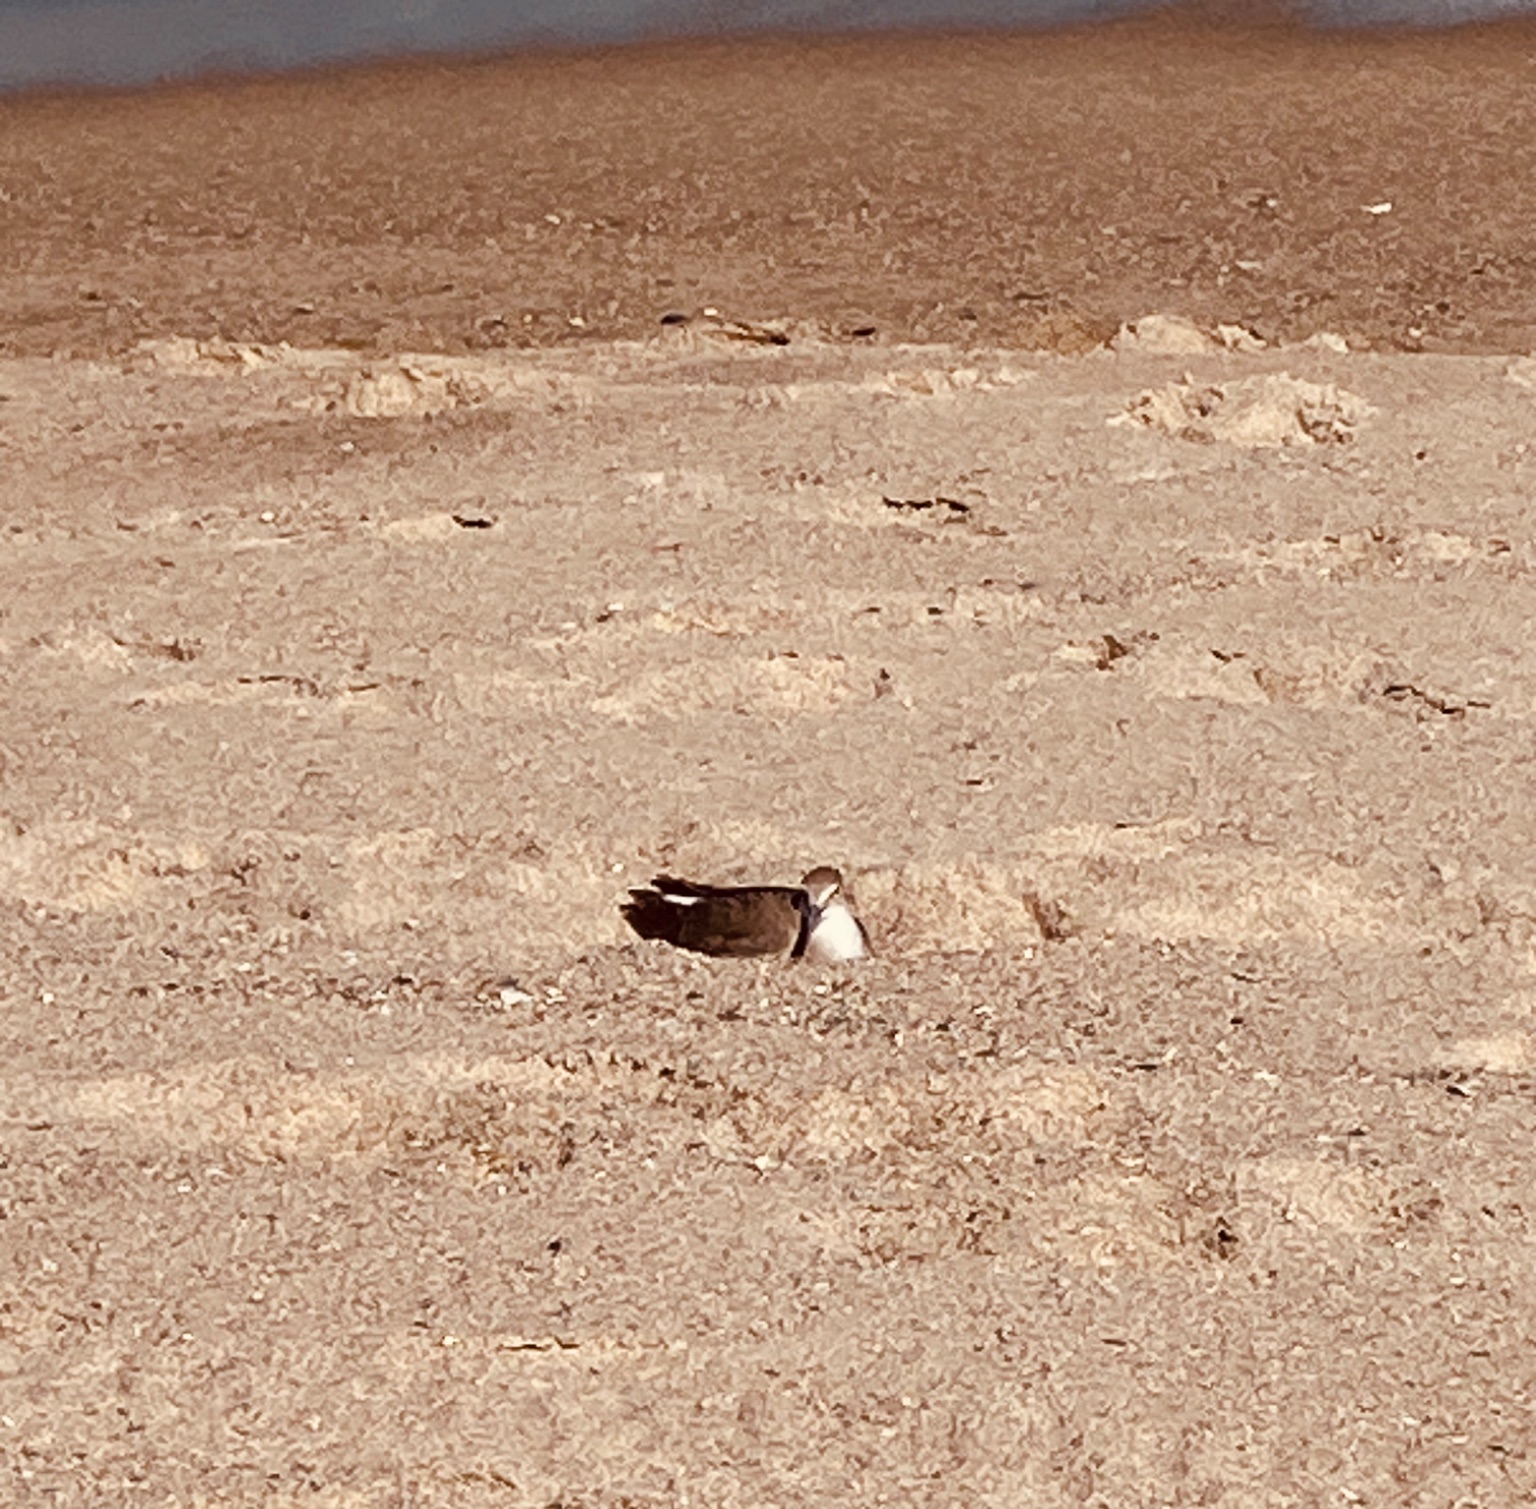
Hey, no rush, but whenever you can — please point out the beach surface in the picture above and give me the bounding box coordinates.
[4,13,1536,1504]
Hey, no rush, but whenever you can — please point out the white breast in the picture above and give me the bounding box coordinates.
[803,900,868,963]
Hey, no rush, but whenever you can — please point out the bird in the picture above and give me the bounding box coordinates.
[621,866,870,962]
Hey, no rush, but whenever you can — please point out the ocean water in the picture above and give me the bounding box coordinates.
[1,0,1533,92]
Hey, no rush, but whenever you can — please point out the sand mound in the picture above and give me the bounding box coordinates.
[1111,313,1216,354]
[1118,369,1372,446]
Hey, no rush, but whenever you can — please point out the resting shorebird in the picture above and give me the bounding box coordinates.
[622,866,870,963]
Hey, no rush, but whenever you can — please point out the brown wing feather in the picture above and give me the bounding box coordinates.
[621,878,809,957]
[621,889,690,945]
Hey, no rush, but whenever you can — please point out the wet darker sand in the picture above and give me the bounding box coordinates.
[3,9,1536,360]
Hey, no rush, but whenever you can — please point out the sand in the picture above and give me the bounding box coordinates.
[3,12,1536,1505]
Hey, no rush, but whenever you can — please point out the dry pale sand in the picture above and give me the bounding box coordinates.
[4,12,1536,1507]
